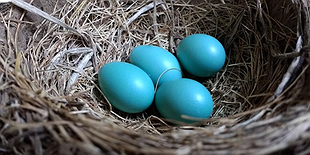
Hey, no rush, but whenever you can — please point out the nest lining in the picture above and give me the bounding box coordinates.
[0,0,310,154]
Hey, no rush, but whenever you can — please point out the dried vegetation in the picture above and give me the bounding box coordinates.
[0,0,310,154]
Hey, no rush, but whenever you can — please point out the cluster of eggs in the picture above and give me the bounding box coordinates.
[98,34,226,124]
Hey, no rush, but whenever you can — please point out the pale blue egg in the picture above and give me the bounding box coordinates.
[98,62,154,113]
[130,45,182,86]
[155,78,213,124]
[177,34,226,77]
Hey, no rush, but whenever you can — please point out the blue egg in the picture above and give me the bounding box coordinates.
[177,34,226,77]
[155,78,213,124]
[130,45,182,86]
[98,62,154,113]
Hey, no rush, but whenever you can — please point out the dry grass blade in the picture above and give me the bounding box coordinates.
[65,48,94,93]
[126,0,165,26]
[0,0,310,154]
[269,0,310,101]
[0,0,11,3]
[10,0,80,35]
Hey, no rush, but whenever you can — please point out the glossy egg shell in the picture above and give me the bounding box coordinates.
[155,78,213,124]
[130,45,182,86]
[177,34,226,77]
[98,62,155,113]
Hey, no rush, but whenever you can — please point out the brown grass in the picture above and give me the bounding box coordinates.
[0,0,309,154]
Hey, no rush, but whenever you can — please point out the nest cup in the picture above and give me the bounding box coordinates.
[0,0,310,154]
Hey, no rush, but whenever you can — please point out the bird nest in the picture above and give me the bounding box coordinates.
[0,0,310,154]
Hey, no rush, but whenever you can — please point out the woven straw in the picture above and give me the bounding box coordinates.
[0,0,309,154]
